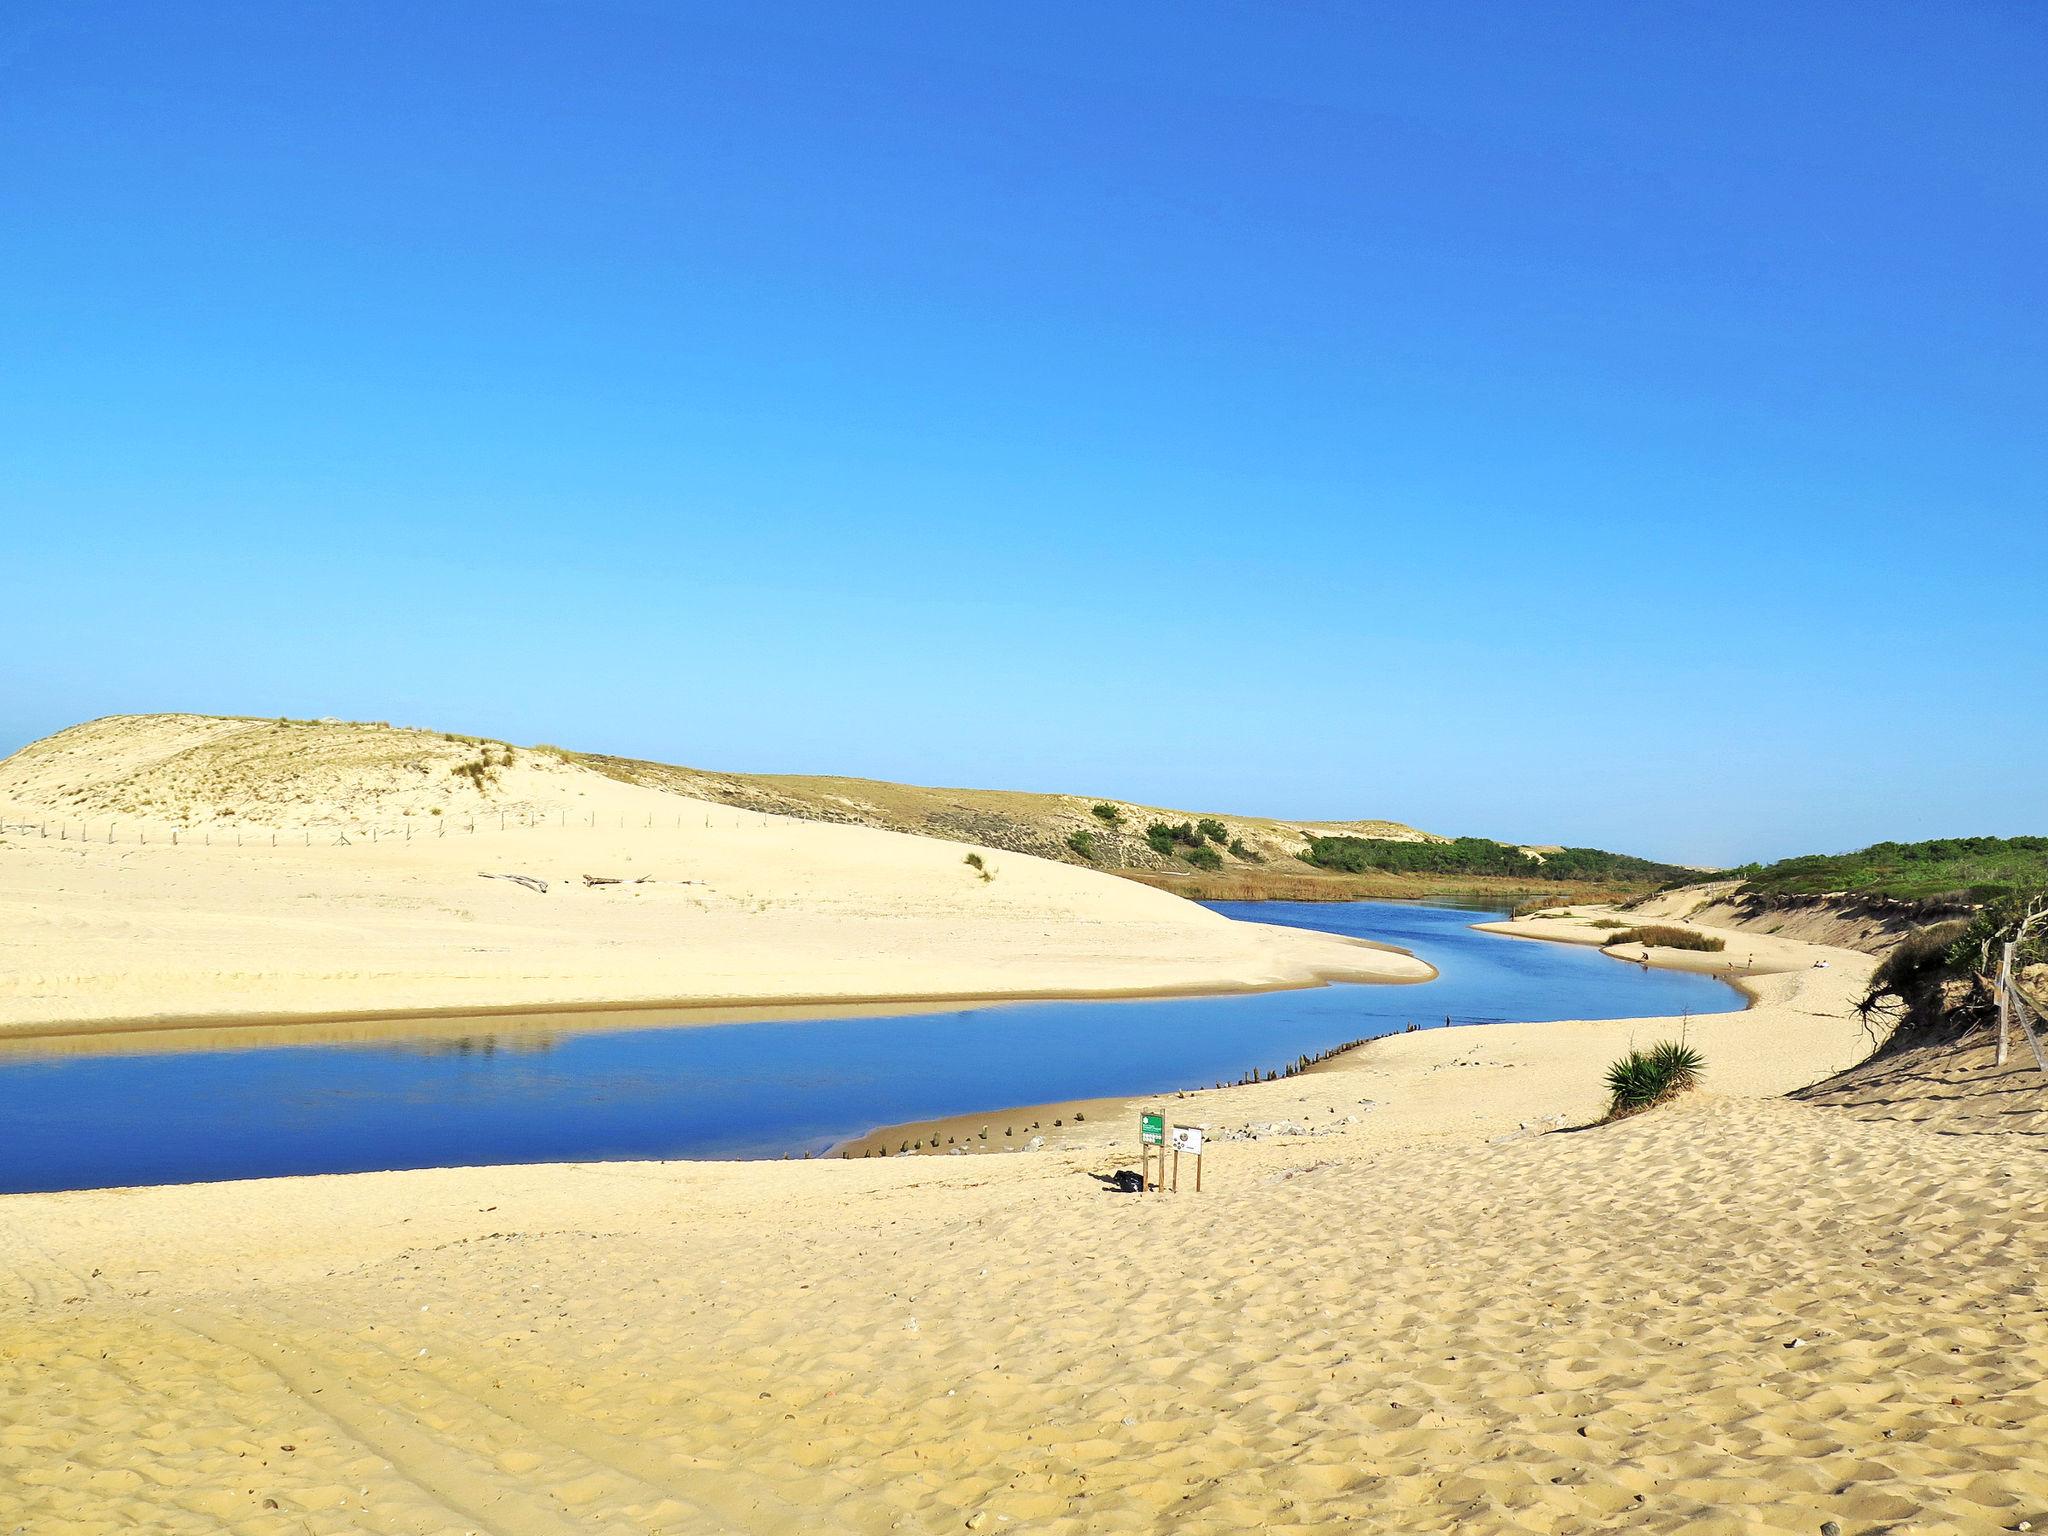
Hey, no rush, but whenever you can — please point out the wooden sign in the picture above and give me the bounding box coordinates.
[1139,1111,1165,1193]
[1170,1124,1207,1193]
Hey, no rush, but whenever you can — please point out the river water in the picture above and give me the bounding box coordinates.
[0,899,1741,1193]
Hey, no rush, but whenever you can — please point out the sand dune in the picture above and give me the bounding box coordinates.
[1,711,1434,870]
[5,916,2044,1534]
[0,715,1428,1032]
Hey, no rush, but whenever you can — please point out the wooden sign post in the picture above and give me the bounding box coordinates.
[1170,1123,1206,1192]
[1139,1111,1165,1192]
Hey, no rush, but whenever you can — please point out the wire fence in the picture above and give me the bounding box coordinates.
[0,803,758,849]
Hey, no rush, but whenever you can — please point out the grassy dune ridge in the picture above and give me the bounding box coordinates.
[1687,836,2048,904]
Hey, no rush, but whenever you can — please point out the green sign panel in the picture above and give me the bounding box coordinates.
[1140,1112,1165,1146]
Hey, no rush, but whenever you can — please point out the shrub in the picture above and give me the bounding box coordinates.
[1144,822,1178,858]
[1726,837,2048,903]
[1184,845,1223,871]
[964,852,992,881]
[1197,817,1228,845]
[1604,1041,1705,1118]
[1227,838,1262,863]
[1871,920,1971,996]
[1303,834,1694,885]
[1170,821,1203,848]
[1944,890,2048,974]
[1091,803,1124,826]
[1603,924,1725,953]
[1065,829,1099,862]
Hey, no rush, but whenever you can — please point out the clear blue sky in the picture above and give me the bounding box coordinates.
[2,3,2042,865]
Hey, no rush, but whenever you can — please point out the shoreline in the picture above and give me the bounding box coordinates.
[1,799,1441,1035]
[829,906,1769,1164]
[0,937,1435,1050]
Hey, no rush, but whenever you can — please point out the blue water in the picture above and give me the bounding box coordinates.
[0,901,1741,1193]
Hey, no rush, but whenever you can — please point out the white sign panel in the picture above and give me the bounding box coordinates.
[1171,1125,1205,1155]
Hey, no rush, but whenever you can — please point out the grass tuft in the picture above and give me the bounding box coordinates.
[1603,924,1725,953]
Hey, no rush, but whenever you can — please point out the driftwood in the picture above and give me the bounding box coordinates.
[479,872,548,894]
[580,874,701,888]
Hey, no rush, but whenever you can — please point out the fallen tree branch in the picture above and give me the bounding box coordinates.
[479,872,548,894]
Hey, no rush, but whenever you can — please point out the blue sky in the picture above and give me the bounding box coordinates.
[2,3,2042,865]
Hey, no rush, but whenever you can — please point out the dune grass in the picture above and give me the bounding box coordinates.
[1603,924,1725,953]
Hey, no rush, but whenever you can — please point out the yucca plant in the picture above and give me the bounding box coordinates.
[1603,1040,1705,1119]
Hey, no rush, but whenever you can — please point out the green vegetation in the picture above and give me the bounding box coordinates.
[1183,845,1224,871]
[1604,1041,1705,1118]
[1146,820,1209,858]
[1090,802,1123,826]
[1196,817,1228,845]
[1302,835,1692,886]
[1867,920,1972,1003]
[449,743,514,789]
[1944,889,2048,973]
[963,852,992,881]
[1603,924,1725,953]
[1855,890,2045,1037]
[1694,836,2048,904]
[1227,837,1261,863]
[1065,829,1099,862]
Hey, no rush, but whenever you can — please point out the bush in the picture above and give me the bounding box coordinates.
[1227,838,1262,863]
[1303,834,1694,885]
[964,852,992,881]
[1197,817,1228,845]
[1944,890,2048,974]
[1144,822,1178,858]
[1726,837,2048,903]
[1869,919,1970,997]
[1184,845,1223,871]
[1603,925,1725,953]
[1090,803,1124,826]
[1604,1041,1705,1118]
[1065,829,1099,862]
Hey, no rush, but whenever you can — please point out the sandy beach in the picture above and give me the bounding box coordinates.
[0,717,1428,1034]
[6,909,2044,1534]
[9,13,2039,1531]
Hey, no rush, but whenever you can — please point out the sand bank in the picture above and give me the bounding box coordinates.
[0,714,1434,1036]
[0,795,1427,1036]
[11,909,2046,1533]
